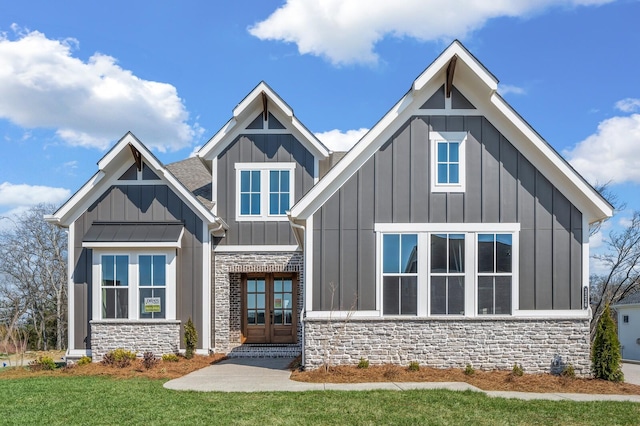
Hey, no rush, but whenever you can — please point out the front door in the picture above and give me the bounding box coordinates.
[243,274,297,344]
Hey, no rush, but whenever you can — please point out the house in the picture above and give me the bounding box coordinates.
[613,293,640,362]
[46,41,612,375]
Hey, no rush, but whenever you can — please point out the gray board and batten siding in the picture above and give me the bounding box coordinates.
[312,114,583,312]
[72,183,204,350]
[216,133,316,246]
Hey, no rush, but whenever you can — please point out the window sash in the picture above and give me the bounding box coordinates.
[236,164,295,220]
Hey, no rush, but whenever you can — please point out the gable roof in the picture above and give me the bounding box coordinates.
[46,132,226,233]
[289,40,613,225]
[166,156,213,210]
[196,81,331,161]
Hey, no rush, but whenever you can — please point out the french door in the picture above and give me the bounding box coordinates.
[242,273,297,344]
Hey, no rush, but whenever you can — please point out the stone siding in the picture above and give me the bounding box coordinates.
[214,251,303,353]
[90,320,181,361]
[304,317,591,376]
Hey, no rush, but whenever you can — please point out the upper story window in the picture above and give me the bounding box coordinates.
[430,132,467,193]
[235,163,295,221]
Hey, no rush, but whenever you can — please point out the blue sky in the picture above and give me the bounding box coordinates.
[1,0,639,256]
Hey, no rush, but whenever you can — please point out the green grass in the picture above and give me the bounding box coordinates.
[0,376,638,425]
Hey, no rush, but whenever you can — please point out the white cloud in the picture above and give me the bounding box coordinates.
[0,182,71,208]
[497,84,526,96]
[0,26,202,151]
[565,114,640,184]
[615,98,640,113]
[315,128,368,152]
[249,0,613,65]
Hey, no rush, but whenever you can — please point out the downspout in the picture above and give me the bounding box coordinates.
[288,218,306,367]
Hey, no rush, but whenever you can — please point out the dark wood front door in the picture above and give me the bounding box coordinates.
[243,274,297,344]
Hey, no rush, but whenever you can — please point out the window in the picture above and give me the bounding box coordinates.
[235,163,295,221]
[623,315,629,323]
[95,251,176,320]
[382,234,418,315]
[477,234,512,315]
[376,224,518,318]
[139,255,166,319]
[101,255,129,319]
[430,132,466,192]
[430,234,465,315]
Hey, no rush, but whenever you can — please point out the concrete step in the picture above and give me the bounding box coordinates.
[227,344,301,358]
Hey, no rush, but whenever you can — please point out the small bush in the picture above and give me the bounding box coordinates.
[464,364,475,376]
[357,358,370,369]
[102,348,137,368]
[29,355,57,371]
[142,352,158,370]
[592,304,624,382]
[511,363,524,377]
[408,361,420,372]
[162,353,180,362]
[184,317,198,360]
[77,356,92,366]
[561,364,576,379]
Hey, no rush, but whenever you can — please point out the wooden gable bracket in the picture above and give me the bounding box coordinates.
[261,91,268,121]
[129,143,142,171]
[445,55,458,98]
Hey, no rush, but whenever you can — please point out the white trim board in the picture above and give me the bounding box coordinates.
[213,245,301,253]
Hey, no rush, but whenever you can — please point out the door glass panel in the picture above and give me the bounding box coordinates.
[247,294,256,309]
[274,279,282,293]
[256,280,265,293]
[257,310,265,325]
[284,280,292,292]
[256,294,265,309]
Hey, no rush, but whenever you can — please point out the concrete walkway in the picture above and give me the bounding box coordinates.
[163,358,640,402]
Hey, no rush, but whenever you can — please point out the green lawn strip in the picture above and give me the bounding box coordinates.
[0,377,638,425]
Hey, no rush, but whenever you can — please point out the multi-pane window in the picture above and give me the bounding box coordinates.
[246,278,266,325]
[430,132,466,193]
[382,234,418,315]
[273,278,294,325]
[430,234,465,315]
[101,255,129,319]
[437,141,460,184]
[269,170,290,215]
[236,163,295,220]
[139,255,166,319]
[477,234,513,315]
[240,170,261,215]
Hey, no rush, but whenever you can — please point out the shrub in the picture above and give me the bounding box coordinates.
[142,352,158,369]
[102,348,137,368]
[357,358,370,369]
[77,356,92,366]
[162,353,180,362]
[561,364,576,379]
[464,364,475,376]
[511,363,524,377]
[184,317,198,360]
[29,355,57,371]
[408,361,420,372]
[592,304,624,382]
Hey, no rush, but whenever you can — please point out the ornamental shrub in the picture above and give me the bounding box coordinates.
[77,356,92,365]
[184,317,198,359]
[408,361,420,371]
[357,357,370,369]
[162,353,180,362]
[102,348,137,368]
[592,304,624,382]
[464,364,475,376]
[29,355,57,371]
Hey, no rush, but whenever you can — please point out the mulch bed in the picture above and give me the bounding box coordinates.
[291,364,640,395]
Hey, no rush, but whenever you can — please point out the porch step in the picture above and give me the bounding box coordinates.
[227,344,301,358]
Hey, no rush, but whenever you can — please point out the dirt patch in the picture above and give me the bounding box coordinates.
[0,353,226,380]
[291,364,640,395]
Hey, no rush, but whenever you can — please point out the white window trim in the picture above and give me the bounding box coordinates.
[430,131,467,193]
[375,223,519,319]
[235,162,296,222]
[91,249,177,321]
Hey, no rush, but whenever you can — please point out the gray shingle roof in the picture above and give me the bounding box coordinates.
[166,157,214,210]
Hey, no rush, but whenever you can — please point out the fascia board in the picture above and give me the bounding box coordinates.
[291,88,417,219]
[488,93,613,222]
[48,171,106,226]
[232,82,294,119]
[196,118,237,160]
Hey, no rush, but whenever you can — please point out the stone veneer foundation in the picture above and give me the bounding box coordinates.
[213,251,304,353]
[90,320,181,361]
[303,317,591,376]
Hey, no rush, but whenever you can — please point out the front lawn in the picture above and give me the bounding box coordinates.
[0,376,638,425]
